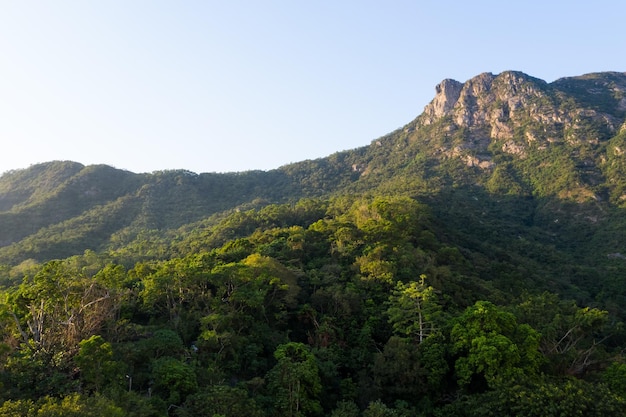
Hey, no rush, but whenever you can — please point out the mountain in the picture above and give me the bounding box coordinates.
[2,71,626,266]
[4,71,626,416]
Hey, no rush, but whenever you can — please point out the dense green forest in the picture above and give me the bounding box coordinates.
[2,71,626,416]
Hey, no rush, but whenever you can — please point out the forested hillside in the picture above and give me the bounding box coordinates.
[1,71,626,416]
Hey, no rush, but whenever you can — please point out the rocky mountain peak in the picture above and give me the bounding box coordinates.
[421,78,464,122]
[419,71,549,127]
[415,71,626,167]
[395,71,626,191]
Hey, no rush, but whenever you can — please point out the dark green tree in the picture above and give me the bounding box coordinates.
[151,356,198,405]
[266,342,322,417]
[176,385,264,417]
[451,301,542,390]
[75,335,122,393]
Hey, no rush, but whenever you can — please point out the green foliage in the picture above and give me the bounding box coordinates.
[0,394,124,417]
[438,376,626,417]
[9,259,119,353]
[603,362,626,396]
[485,163,528,195]
[75,335,122,393]
[35,394,125,417]
[176,385,264,417]
[0,398,36,417]
[0,191,624,415]
[386,276,442,343]
[363,400,397,417]
[267,342,323,417]
[330,400,360,417]
[451,301,542,389]
[151,356,198,405]
[2,69,626,417]
[373,336,425,402]
[515,292,614,375]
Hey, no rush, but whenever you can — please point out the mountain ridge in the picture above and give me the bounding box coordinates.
[2,70,626,264]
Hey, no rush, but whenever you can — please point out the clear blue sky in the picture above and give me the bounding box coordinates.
[1,1,625,174]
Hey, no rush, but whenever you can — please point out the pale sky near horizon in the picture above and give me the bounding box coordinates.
[1,1,625,175]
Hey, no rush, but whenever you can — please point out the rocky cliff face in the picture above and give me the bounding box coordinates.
[414,71,626,170]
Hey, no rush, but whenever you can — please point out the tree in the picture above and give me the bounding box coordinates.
[266,342,322,417]
[9,260,119,354]
[451,301,542,390]
[330,400,360,417]
[28,393,123,417]
[373,336,425,403]
[437,375,626,417]
[151,357,198,405]
[138,257,209,328]
[603,362,626,396]
[176,385,264,417]
[515,292,613,375]
[75,335,122,393]
[363,400,397,417]
[386,275,441,344]
[0,398,36,417]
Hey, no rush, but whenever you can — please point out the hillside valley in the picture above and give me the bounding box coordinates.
[2,70,626,416]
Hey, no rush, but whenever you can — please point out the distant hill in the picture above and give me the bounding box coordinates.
[1,71,626,268]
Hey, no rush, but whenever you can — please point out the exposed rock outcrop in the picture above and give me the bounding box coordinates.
[421,79,463,123]
[419,71,556,134]
[415,71,626,171]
